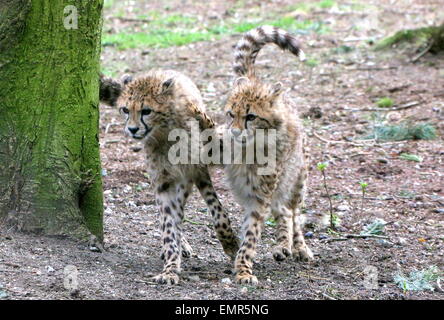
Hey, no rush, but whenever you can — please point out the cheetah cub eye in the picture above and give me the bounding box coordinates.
[141,108,152,116]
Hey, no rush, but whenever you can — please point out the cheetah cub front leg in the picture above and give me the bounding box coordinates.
[271,204,293,262]
[152,181,187,285]
[234,204,268,285]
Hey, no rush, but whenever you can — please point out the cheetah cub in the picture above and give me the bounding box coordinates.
[224,26,313,284]
[100,70,239,285]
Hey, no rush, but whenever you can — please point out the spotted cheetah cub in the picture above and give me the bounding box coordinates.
[100,70,239,285]
[224,26,313,284]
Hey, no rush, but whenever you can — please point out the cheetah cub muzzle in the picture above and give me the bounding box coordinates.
[224,26,314,284]
[100,70,239,285]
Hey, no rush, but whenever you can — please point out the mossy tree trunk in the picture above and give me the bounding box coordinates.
[0,0,104,240]
[375,23,444,53]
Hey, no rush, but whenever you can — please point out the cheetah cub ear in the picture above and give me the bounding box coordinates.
[99,74,122,107]
[233,76,249,87]
[161,78,175,95]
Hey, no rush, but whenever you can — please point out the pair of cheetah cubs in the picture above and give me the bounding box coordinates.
[100,26,313,285]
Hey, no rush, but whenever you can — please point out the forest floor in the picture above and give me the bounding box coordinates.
[1,0,443,300]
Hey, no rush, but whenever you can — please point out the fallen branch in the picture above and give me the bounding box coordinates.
[312,131,369,147]
[322,233,390,243]
[346,65,398,71]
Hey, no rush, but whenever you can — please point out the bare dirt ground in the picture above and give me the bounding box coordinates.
[1,0,443,300]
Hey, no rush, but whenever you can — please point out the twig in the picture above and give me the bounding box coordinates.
[108,16,152,23]
[323,234,390,242]
[320,170,335,229]
[102,139,120,146]
[183,218,211,226]
[298,272,330,281]
[345,100,423,112]
[312,131,368,147]
[346,66,398,71]
[322,292,337,300]
[134,278,158,285]
[411,40,434,63]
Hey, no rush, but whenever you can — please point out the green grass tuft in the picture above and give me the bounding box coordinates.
[364,122,437,142]
[318,0,336,9]
[399,153,423,162]
[376,97,394,108]
[102,13,328,49]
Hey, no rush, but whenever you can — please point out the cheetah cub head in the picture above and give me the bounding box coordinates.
[225,77,284,146]
[99,71,176,141]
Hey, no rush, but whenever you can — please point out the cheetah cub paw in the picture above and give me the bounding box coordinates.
[293,245,314,262]
[152,272,180,285]
[235,272,259,285]
[272,245,292,262]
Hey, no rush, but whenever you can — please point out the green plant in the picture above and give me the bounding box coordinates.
[305,58,319,67]
[394,266,442,292]
[364,122,437,142]
[376,97,394,108]
[318,0,336,9]
[399,153,423,162]
[361,218,387,236]
[317,162,336,229]
[359,181,368,214]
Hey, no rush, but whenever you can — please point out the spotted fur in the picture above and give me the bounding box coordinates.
[100,70,239,285]
[225,27,313,284]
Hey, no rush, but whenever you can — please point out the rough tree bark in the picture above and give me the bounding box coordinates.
[0,0,104,240]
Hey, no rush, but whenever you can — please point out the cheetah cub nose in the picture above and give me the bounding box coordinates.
[128,127,139,134]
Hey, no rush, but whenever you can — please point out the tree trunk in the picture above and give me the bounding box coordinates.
[0,0,104,241]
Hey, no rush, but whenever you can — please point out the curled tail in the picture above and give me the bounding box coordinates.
[233,25,305,78]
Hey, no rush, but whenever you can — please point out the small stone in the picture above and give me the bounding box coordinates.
[377,239,392,248]
[101,169,107,176]
[89,246,101,252]
[240,287,248,294]
[187,275,200,282]
[319,234,329,240]
[0,290,9,299]
[304,231,314,238]
[46,266,55,273]
[221,277,232,284]
[337,204,350,212]
[433,208,444,214]
[397,237,407,245]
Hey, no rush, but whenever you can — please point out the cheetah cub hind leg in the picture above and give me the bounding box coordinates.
[292,212,314,262]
